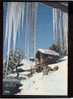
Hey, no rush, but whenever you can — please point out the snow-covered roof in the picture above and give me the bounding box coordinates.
[37,48,59,56]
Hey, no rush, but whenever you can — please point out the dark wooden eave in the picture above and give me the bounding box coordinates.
[42,2,68,13]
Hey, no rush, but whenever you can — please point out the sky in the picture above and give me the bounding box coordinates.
[37,3,53,49]
[3,2,53,47]
[3,2,54,59]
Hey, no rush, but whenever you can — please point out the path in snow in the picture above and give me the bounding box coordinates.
[16,56,68,95]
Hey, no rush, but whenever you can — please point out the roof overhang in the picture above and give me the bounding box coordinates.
[41,2,68,13]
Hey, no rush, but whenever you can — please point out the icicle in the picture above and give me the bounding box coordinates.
[53,8,58,44]
[55,8,57,44]
[24,2,39,59]
[4,2,39,78]
[12,2,25,55]
[3,3,9,63]
[21,3,25,33]
[28,3,34,58]
[53,8,56,42]
[5,2,14,78]
[4,3,9,46]
[24,3,29,59]
[53,8,62,53]
[59,10,62,51]
[29,2,38,58]
[53,8,55,42]
[33,2,38,58]
[62,12,68,53]
[4,2,26,78]
[13,3,20,53]
[12,3,18,54]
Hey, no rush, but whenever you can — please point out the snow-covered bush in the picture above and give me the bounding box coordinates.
[49,43,67,56]
[3,49,24,78]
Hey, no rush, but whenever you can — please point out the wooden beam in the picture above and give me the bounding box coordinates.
[41,2,68,13]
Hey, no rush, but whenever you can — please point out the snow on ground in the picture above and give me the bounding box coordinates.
[16,56,68,95]
[18,59,35,70]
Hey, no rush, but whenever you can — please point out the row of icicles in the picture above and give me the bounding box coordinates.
[3,2,68,78]
[53,8,68,53]
[3,2,38,78]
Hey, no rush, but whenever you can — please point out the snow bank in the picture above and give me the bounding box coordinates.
[18,59,35,70]
[16,56,68,95]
